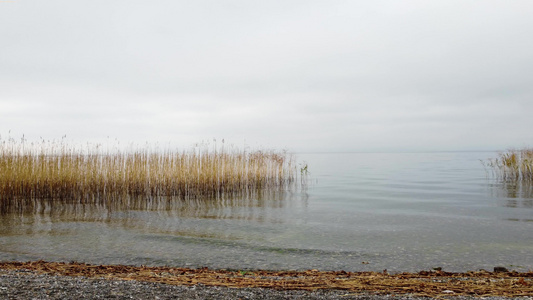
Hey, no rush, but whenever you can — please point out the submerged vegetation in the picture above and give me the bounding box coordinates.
[484,148,533,182]
[0,137,301,211]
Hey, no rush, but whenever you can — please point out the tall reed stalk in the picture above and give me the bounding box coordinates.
[484,148,533,182]
[0,137,298,210]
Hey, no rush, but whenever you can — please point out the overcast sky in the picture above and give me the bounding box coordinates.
[1,1,532,152]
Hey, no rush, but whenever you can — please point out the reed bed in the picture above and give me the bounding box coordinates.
[0,138,299,211]
[484,148,533,182]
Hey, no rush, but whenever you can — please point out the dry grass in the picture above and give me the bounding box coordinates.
[484,148,533,182]
[0,137,299,211]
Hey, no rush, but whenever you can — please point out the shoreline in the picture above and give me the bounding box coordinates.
[1,260,532,298]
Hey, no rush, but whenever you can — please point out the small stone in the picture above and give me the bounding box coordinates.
[494,266,509,273]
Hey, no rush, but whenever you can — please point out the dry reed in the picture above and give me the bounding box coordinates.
[0,137,299,210]
[484,148,533,182]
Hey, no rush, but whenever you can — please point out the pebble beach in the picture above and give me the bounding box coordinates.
[1,261,532,299]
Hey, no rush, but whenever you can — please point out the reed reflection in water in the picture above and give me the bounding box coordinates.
[1,188,308,225]
[0,190,311,266]
[489,181,533,208]
[487,180,533,223]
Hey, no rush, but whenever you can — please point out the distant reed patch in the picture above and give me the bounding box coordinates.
[0,138,302,211]
[484,148,533,182]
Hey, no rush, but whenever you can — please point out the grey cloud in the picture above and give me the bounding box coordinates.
[1,0,533,151]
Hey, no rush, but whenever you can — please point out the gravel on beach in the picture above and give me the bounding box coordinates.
[0,269,405,300]
[1,269,532,300]
[1,262,533,300]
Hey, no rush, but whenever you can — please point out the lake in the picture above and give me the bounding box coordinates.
[1,152,532,272]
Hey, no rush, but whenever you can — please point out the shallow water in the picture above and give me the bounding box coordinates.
[1,152,532,272]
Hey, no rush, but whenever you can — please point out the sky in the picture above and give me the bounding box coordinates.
[1,0,532,153]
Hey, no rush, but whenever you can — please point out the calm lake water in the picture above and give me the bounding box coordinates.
[1,152,532,272]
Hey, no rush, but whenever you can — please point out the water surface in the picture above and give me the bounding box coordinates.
[1,152,532,272]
